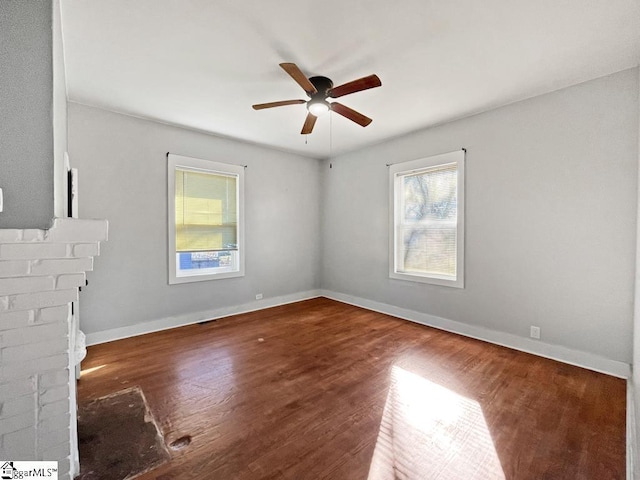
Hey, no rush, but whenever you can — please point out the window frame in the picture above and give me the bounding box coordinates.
[389,150,465,288]
[167,153,245,284]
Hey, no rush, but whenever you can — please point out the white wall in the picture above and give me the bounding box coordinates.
[322,68,639,365]
[0,0,54,229]
[68,103,322,337]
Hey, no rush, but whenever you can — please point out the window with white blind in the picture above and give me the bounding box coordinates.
[168,154,244,284]
[389,150,465,288]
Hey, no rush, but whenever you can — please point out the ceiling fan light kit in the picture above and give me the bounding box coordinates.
[307,99,330,116]
[252,63,382,135]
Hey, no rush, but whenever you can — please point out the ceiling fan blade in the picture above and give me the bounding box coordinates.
[328,74,382,98]
[330,102,372,127]
[280,63,318,95]
[252,99,306,110]
[301,113,317,134]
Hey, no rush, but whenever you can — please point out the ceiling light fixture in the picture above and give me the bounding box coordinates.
[307,99,330,116]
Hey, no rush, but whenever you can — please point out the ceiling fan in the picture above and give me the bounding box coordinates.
[252,63,382,135]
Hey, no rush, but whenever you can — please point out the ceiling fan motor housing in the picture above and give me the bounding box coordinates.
[308,76,334,99]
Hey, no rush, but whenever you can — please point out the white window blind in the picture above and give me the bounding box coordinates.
[400,164,458,277]
[390,150,465,288]
[175,169,238,252]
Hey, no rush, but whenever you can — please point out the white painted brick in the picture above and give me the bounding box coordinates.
[0,393,34,419]
[0,310,35,331]
[39,398,68,419]
[1,426,36,459]
[39,413,69,435]
[0,243,67,260]
[0,354,67,380]
[30,258,93,275]
[46,218,108,243]
[37,305,69,325]
[0,378,36,400]
[41,440,70,461]
[39,370,69,389]
[39,385,69,405]
[8,289,77,311]
[0,221,107,472]
[2,337,68,364]
[0,230,23,242]
[55,457,70,478]
[0,276,55,296]
[0,411,33,435]
[1,322,67,347]
[39,423,69,451]
[71,243,100,257]
[55,273,85,290]
[0,260,30,277]
[34,435,67,460]
[21,229,46,242]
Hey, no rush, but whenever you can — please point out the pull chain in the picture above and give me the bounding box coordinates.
[329,111,333,158]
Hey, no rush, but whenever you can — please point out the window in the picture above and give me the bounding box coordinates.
[168,154,244,284]
[389,150,465,288]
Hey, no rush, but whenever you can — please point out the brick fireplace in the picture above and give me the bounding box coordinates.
[0,218,108,479]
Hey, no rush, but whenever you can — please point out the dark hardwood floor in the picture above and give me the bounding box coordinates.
[77,297,626,479]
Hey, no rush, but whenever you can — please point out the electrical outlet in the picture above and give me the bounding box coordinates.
[530,326,541,339]
[255,293,263,300]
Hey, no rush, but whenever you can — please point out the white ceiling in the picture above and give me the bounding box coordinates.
[60,0,640,159]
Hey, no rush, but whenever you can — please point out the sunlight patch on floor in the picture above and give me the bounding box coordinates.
[79,364,106,377]
[368,366,505,480]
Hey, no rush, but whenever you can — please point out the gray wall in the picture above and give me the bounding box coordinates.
[0,0,54,228]
[53,0,68,218]
[68,103,322,335]
[633,67,640,478]
[321,68,639,363]
[69,69,638,367]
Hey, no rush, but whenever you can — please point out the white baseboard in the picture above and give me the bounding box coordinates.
[629,381,637,480]
[319,289,631,379]
[86,288,630,378]
[85,289,322,346]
